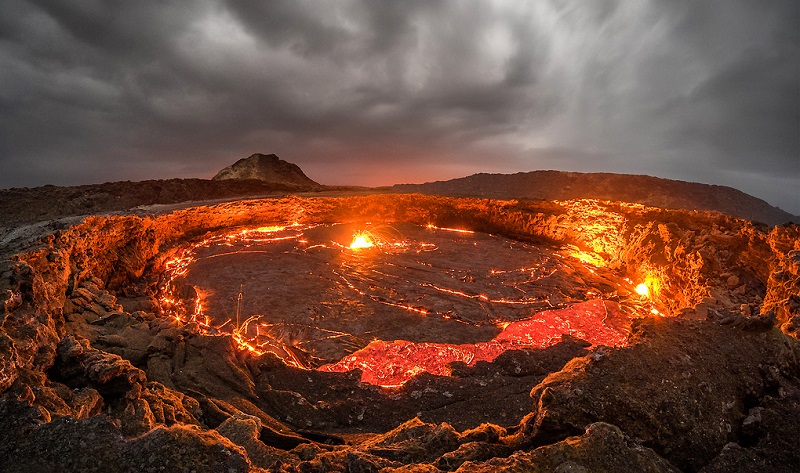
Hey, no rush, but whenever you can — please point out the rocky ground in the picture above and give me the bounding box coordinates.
[0,193,799,472]
[0,178,334,229]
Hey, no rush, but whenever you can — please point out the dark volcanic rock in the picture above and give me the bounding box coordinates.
[288,449,401,473]
[0,177,324,228]
[700,392,800,472]
[213,153,320,188]
[435,441,513,471]
[392,171,799,226]
[51,335,146,400]
[457,422,679,473]
[0,400,254,473]
[521,317,800,471]
[216,413,289,469]
[361,418,461,464]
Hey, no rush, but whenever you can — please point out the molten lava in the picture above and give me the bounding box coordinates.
[349,231,375,250]
[159,222,660,387]
[635,283,650,297]
[426,223,475,234]
[319,299,630,387]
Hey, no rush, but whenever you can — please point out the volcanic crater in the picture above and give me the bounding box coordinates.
[2,191,800,472]
[159,220,645,387]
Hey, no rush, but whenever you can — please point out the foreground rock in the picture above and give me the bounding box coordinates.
[0,401,253,473]
[456,423,679,473]
[522,317,800,471]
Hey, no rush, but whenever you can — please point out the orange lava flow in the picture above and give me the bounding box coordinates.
[426,223,475,234]
[319,299,631,387]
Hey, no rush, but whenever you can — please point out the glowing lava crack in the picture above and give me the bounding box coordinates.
[159,221,657,386]
[320,299,630,387]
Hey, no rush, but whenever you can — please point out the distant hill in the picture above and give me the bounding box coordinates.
[391,171,799,226]
[213,153,320,188]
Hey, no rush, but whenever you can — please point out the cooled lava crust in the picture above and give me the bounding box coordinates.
[1,194,799,472]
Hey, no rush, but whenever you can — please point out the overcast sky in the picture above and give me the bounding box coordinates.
[1,1,798,213]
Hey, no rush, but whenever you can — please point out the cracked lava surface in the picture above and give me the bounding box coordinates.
[160,222,655,386]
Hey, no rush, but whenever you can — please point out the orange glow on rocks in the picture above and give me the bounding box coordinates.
[566,246,607,267]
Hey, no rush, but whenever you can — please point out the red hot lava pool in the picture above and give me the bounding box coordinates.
[160,223,655,386]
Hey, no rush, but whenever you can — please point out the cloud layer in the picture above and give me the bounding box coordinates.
[1,0,798,212]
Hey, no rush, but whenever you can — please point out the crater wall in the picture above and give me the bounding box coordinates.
[1,194,798,472]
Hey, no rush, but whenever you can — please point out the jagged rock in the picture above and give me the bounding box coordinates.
[259,424,312,450]
[361,418,460,464]
[0,328,19,392]
[259,388,333,429]
[167,333,257,399]
[291,442,326,461]
[120,398,156,435]
[97,322,152,365]
[70,386,104,419]
[289,449,400,473]
[213,153,320,188]
[10,368,72,418]
[381,464,441,472]
[491,336,592,377]
[195,395,235,428]
[15,367,106,420]
[51,335,146,400]
[456,422,678,472]
[1,311,60,372]
[116,380,203,436]
[763,225,800,340]
[126,425,255,472]
[216,413,289,470]
[522,317,800,471]
[0,399,256,473]
[435,441,513,471]
[699,383,800,473]
[141,381,201,426]
[457,423,506,444]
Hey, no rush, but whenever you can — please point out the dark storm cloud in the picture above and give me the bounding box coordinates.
[662,5,799,177]
[0,0,797,213]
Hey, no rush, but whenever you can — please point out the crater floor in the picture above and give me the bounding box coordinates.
[162,222,649,385]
